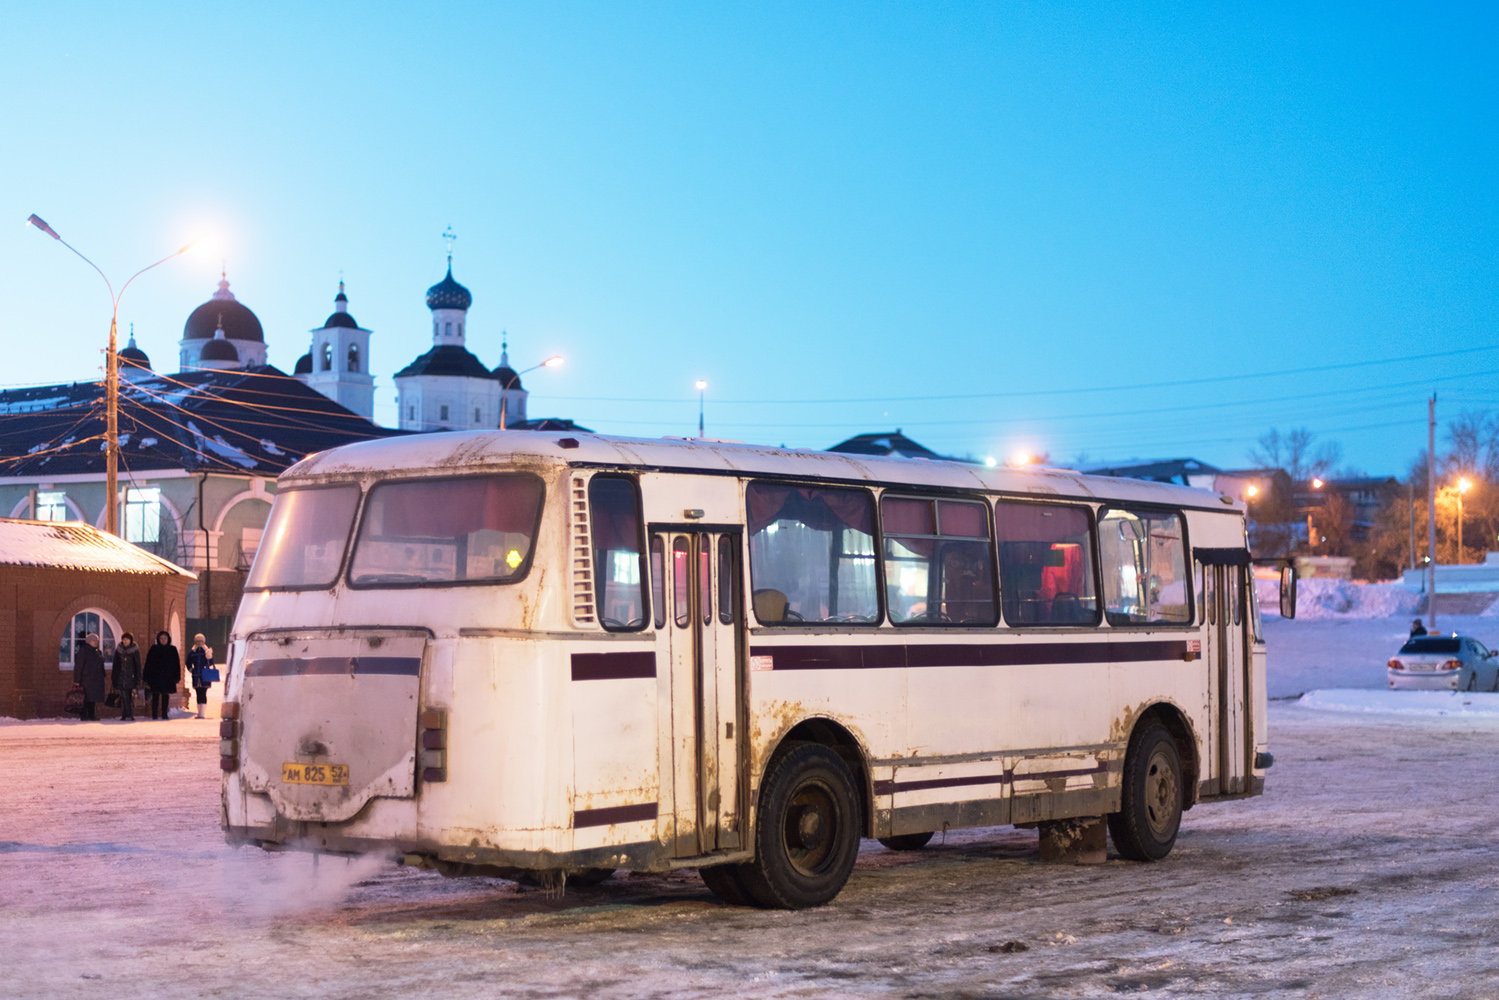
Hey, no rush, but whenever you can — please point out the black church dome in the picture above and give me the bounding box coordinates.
[426,266,472,311]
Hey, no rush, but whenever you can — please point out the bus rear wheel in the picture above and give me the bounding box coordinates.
[1107,722,1183,862]
[740,742,861,909]
[878,832,934,851]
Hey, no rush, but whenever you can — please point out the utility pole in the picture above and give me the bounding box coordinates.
[1427,394,1437,631]
[1408,480,1415,572]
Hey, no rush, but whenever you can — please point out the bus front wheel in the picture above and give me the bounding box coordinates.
[740,742,861,909]
[1107,722,1183,862]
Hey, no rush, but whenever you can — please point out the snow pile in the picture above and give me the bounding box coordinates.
[1300,688,1499,717]
[1259,577,1420,619]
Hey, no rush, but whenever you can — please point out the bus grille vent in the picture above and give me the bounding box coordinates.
[571,476,596,625]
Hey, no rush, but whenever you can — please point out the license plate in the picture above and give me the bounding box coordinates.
[282,762,349,786]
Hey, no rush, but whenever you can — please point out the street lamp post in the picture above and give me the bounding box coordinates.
[26,215,196,535]
[695,380,707,438]
[498,355,564,430]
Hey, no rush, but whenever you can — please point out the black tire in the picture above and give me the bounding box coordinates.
[878,831,934,852]
[1108,722,1183,862]
[699,863,755,905]
[1466,672,1477,692]
[739,742,862,909]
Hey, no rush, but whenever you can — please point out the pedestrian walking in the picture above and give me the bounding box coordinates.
[142,631,181,720]
[186,634,215,719]
[112,632,142,722]
[73,632,106,722]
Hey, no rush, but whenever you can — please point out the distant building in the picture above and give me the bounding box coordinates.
[827,430,961,461]
[294,281,376,421]
[0,282,398,623]
[393,254,531,431]
[0,517,195,719]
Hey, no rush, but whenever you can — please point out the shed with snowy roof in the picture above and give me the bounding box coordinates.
[0,517,195,718]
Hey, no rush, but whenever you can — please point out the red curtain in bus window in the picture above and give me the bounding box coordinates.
[881,497,935,556]
[1040,544,1084,601]
[378,476,543,539]
[747,484,872,534]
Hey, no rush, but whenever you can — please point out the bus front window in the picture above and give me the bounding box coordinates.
[349,475,544,586]
[246,486,360,590]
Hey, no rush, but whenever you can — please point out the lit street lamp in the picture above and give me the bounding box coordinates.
[26,214,198,536]
[695,380,707,438]
[498,355,563,430]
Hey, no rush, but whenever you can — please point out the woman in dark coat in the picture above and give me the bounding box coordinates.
[142,631,181,720]
[112,632,142,722]
[73,632,106,721]
[186,633,214,720]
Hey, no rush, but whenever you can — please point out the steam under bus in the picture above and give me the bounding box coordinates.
[220,431,1281,908]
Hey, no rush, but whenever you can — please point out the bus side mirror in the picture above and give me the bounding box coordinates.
[1279,565,1297,620]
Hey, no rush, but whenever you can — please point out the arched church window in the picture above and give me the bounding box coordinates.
[458,322,463,338]
[445,322,452,337]
[321,343,333,371]
[347,343,360,372]
[59,609,118,670]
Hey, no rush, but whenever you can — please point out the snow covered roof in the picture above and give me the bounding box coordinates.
[0,518,196,577]
[0,366,403,479]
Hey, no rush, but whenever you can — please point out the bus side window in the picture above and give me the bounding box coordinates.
[588,476,647,631]
[1231,566,1242,626]
[673,537,691,628]
[718,535,736,624]
[745,482,879,625]
[651,536,666,629]
[994,501,1098,627]
[881,496,996,626]
[1097,508,1191,627]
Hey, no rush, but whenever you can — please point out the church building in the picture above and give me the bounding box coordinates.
[393,254,529,431]
[293,282,376,422]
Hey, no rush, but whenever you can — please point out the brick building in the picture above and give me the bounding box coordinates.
[0,518,194,719]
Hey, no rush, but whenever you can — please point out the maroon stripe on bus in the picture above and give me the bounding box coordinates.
[573,802,658,828]
[873,761,1112,796]
[244,656,421,677]
[570,651,657,681]
[750,640,1191,671]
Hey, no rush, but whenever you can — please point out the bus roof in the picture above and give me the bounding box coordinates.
[280,430,1242,512]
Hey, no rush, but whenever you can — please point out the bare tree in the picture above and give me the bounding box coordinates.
[1444,410,1499,482]
[1247,427,1341,481]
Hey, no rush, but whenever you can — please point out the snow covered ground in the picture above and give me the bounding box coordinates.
[5,614,1499,999]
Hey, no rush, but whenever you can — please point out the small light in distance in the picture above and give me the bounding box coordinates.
[1458,477,1472,494]
[984,456,998,468]
[543,356,564,368]
[695,379,708,391]
[1246,484,1259,498]
[1010,451,1032,467]
[1311,478,1324,490]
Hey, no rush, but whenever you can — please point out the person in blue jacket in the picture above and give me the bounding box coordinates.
[186,633,214,719]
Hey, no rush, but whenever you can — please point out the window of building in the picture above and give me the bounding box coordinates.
[881,496,996,625]
[458,322,463,338]
[36,491,68,522]
[124,487,161,544]
[474,407,481,423]
[59,609,117,670]
[994,502,1098,626]
[747,483,878,624]
[321,343,332,371]
[347,343,360,372]
[439,404,449,422]
[1098,508,1191,626]
[408,405,415,421]
[349,475,544,586]
[588,476,647,630]
[445,322,452,337]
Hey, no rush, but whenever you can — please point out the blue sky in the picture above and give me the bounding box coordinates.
[3,3,1495,474]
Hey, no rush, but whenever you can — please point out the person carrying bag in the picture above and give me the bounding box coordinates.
[73,633,106,722]
[186,634,217,719]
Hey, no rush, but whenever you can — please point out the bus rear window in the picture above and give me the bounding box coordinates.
[349,475,544,587]
[246,486,359,590]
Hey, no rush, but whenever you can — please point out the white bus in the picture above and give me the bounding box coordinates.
[220,432,1287,908]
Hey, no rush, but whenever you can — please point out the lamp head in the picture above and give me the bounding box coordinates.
[1311,477,1324,490]
[695,380,708,391]
[1459,477,1473,494]
[26,214,60,240]
[543,355,564,368]
[1246,484,1259,498]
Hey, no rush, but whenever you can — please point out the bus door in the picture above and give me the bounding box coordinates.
[1203,559,1249,795]
[657,528,746,856]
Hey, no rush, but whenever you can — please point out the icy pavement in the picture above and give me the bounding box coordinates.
[1262,613,1499,697]
[1301,689,1499,718]
[4,622,1499,998]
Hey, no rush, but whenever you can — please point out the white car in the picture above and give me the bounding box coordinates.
[1388,633,1499,691]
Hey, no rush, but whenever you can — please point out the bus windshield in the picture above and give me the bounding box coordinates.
[246,486,360,590]
[349,475,544,586]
